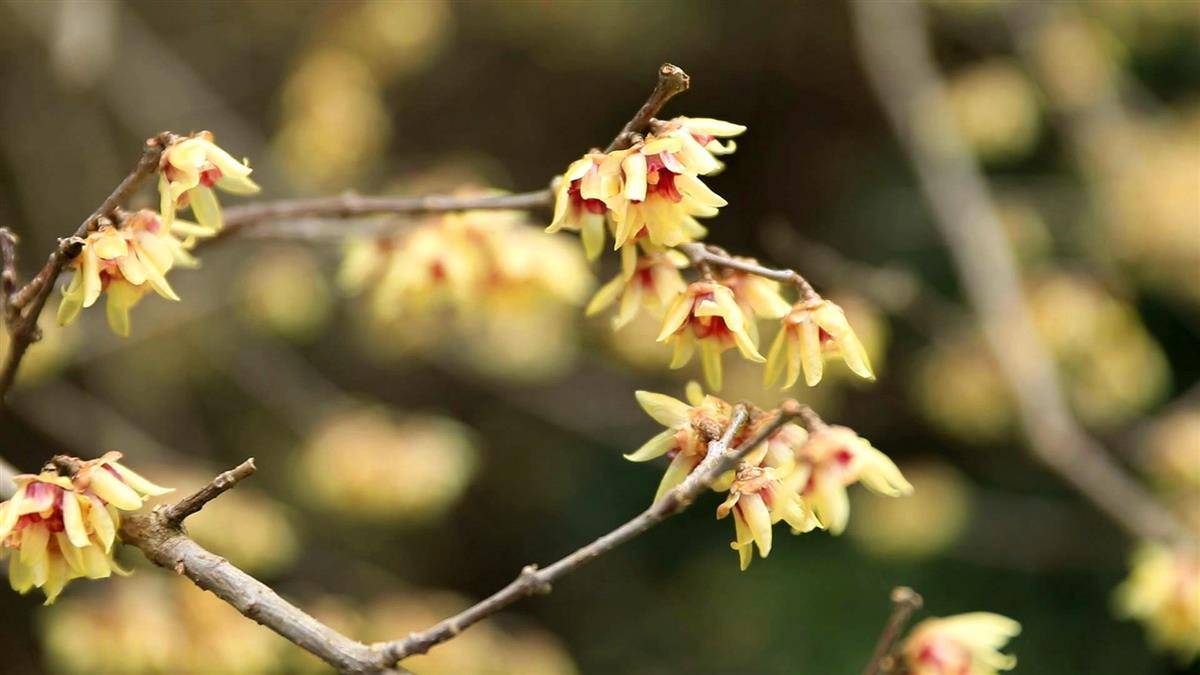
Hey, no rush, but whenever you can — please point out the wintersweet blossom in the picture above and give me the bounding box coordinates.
[57,210,207,336]
[546,151,625,260]
[764,296,874,389]
[717,463,817,570]
[158,131,259,231]
[610,136,724,251]
[783,425,912,535]
[586,248,688,329]
[658,280,764,391]
[718,265,792,346]
[901,612,1021,675]
[0,453,169,603]
[657,116,747,167]
[624,383,736,502]
[1116,543,1200,663]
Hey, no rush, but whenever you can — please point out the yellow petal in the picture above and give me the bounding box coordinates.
[635,390,692,427]
[87,495,116,552]
[622,152,647,202]
[764,328,788,388]
[684,381,704,406]
[654,452,699,503]
[110,462,173,497]
[20,522,50,567]
[581,212,606,261]
[624,428,677,462]
[669,334,695,369]
[799,319,823,387]
[189,185,224,231]
[657,294,693,342]
[60,492,90,549]
[699,339,724,391]
[740,493,773,557]
[88,468,143,510]
[585,275,624,317]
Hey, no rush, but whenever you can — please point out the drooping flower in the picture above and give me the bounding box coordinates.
[717,463,817,570]
[718,264,792,346]
[658,280,764,391]
[586,247,688,329]
[901,612,1021,675]
[70,451,174,511]
[1115,543,1200,663]
[764,296,874,388]
[57,210,207,336]
[783,425,912,535]
[624,383,737,502]
[546,152,626,260]
[158,131,259,232]
[657,116,746,166]
[610,137,725,251]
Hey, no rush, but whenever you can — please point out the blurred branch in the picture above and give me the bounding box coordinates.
[679,242,820,301]
[0,228,17,324]
[0,133,172,405]
[862,586,923,675]
[379,401,806,661]
[605,63,691,152]
[122,460,411,675]
[852,0,1194,546]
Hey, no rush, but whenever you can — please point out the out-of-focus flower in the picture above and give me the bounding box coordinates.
[237,246,333,342]
[1141,407,1200,493]
[625,383,736,501]
[902,612,1021,675]
[658,280,764,391]
[159,132,259,231]
[547,152,624,260]
[57,210,207,336]
[587,248,689,329]
[717,463,816,570]
[41,574,287,675]
[784,425,912,535]
[764,296,874,389]
[0,453,168,603]
[912,332,1013,443]
[297,407,479,524]
[946,59,1041,162]
[849,460,972,560]
[1116,543,1200,663]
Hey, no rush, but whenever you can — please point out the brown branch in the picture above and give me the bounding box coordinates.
[862,586,923,675]
[204,189,553,249]
[379,401,806,663]
[678,242,820,301]
[0,133,171,404]
[604,63,691,152]
[121,460,410,675]
[851,0,1194,546]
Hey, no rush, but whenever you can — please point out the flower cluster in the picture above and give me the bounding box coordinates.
[58,132,257,335]
[900,612,1021,675]
[1116,543,1200,663]
[0,452,171,603]
[626,383,911,569]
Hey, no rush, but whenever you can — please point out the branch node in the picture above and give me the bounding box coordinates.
[519,564,552,595]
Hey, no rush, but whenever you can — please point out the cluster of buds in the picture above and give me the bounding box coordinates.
[1116,543,1200,663]
[341,205,591,331]
[900,612,1021,675]
[626,383,911,569]
[547,117,744,260]
[0,452,171,603]
[58,133,258,335]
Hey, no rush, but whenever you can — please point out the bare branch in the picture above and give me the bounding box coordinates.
[0,133,172,404]
[121,461,409,675]
[380,401,806,662]
[678,242,820,301]
[862,586,923,675]
[851,0,1194,546]
[605,63,691,152]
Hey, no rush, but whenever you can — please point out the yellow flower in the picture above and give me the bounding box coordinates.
[159,131,259,232]
[546,151,625,260]
[658,280,764,391]
[586,247,688,329]
[0,454,167,604]
[624,383,736,502]
[764,296,874,389]
[902,612,1021,675]
[1116,543,1200,663]
[783,425,911,535]
[718,264,792,348]
[717,463,816,571]
[610,136,724,251]
[57,210,206,336]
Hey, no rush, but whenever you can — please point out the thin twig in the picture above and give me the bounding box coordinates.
[0,228,17,325]
[678,242,820,301]
[851,0,1194,546]
[862,586,924,675]
[379,401,804,662]
[0,133,171,403]
[604,63,691,152]
[205,189,553,249]
[121,461,410,675]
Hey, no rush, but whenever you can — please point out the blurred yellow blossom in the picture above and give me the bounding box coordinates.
[1141,407,1200,493]
[158,132,259,232]
[587,248,689,329]
[764,296,874,389]
[849,460,971,560]
[237,245,333,342]
[946,59,1041,162]
[1116,543,1200,664]
[902,612,1021,675]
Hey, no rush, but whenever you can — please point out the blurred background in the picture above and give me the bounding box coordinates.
[0,1,1198,673]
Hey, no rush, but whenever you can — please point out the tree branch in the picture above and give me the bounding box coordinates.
[851,0,1194,546]
[678,242,820,301]
[605,63,691,152]
[121,460,410,675]
[862,586,923,675]
[378,400,806,663]
[0,228,17,325]
[0,133,172,404]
